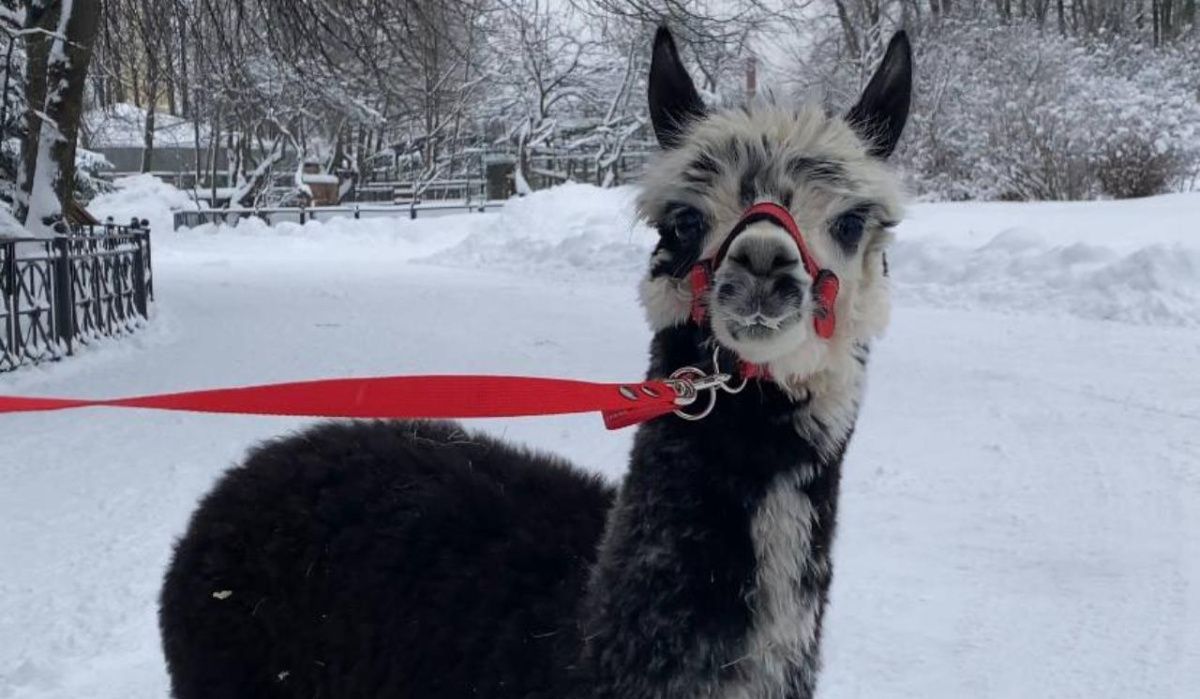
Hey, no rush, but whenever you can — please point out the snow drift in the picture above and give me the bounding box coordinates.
[151,182,1200,327]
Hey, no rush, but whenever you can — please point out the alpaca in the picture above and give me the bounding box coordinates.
[159,26,912,699]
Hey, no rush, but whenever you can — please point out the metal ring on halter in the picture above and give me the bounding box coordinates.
[711,346,749,394]
[664,346,754,422]
[667,366,719,421]
[674,387,718,421]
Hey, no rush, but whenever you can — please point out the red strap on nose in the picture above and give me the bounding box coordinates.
[714,202,822,281]
[689,202,839,340]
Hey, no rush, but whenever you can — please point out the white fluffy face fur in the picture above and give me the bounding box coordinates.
[637,105,904,394]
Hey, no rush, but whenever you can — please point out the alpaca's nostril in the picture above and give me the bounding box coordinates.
[727,253,753,270]
[737,250,799,279]
[769,256,799,274]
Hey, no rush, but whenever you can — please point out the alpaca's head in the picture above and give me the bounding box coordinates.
[638,27,911,388]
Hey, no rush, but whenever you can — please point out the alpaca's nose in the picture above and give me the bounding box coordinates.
[723,222,802,280]
[715,221,809,321]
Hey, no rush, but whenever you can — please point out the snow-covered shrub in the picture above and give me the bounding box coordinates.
[1088,38,1200,198]
[881,19,1200,201]
[74,147,114,203]
[1095,134,1184,200]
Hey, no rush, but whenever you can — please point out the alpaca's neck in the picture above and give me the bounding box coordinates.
[578,325,866,699]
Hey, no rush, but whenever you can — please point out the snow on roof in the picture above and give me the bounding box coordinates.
[301,174,339,185]
[85,103,215,149]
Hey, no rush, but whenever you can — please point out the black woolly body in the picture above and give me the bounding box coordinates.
[159,323,853,699]
[159,421,614,698]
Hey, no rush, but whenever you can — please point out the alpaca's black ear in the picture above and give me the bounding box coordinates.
[648,26,705,149]
[846,31,912,159]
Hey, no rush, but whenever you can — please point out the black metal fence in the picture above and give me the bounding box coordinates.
[1,226,153,372]
[173,201,502,230]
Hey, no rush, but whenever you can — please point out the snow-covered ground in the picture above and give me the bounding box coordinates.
[2,177,1198,698]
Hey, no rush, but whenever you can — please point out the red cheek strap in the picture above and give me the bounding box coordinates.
[812,270,839,340]
[689,262,712,325]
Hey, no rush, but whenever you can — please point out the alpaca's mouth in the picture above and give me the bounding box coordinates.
[728,314,801,341]
[713,306,814,366]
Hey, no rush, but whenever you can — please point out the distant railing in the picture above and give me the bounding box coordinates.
[345,179,489,204]
[1,226,153,372]
[363,142,659,191]
[173,201,503,231]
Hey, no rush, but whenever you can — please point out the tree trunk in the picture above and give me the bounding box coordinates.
[141,69,158,173]
[209,109,220,205]
[331,126,345,175]
[1153,0,1161,45]
[0,35,17,148]
[178,18,190,118]
[15,4,52,225]
[17,0,102,234]
[192,91,202,194]
[832,0,861,66]
[355,126,368,179]
[129,56,141,108]
[166,68,177,116]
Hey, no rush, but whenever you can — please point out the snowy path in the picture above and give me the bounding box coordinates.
[2,183,1199,698]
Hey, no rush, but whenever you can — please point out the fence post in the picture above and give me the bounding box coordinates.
[143,230,154,301]
[92,238,105,334]
[110,236,127,323]
[2,241,16,360]
[52,237,75,355]
[132,235,148,318]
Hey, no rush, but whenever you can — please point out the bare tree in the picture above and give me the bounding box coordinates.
[16,0,101,233]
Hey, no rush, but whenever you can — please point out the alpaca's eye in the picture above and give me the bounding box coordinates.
[830,209,868,252]
[665,205,707,243]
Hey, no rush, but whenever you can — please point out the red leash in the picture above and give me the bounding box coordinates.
[0,375,688,430]
[2,203,828,431]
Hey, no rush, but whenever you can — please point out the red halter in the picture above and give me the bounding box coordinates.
[688,201,840,342]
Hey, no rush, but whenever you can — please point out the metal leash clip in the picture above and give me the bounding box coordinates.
[664,347,749,421]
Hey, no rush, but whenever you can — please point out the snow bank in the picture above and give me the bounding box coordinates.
[161,205,499,266]
[890,195,1200,326]
[891,237,1200,326]
[420,183,657,281]
[136,183,655,273]
[94,177,1200,327]
[88,174,193,235]
[422,185,1200,326]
